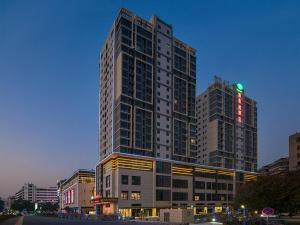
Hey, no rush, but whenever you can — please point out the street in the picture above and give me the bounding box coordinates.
[0,216,164,225]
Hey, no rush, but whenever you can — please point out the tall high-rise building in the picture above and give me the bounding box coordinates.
[289,132,300,171]
[96,9,257,217]
[98,8,197,164]
[196,76,257,171]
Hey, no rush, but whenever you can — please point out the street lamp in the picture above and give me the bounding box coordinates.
[241,205,246,225]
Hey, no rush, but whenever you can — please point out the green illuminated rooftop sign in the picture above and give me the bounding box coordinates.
[236,83,244,92]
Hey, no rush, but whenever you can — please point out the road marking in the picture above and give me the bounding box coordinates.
[14,216,24,225]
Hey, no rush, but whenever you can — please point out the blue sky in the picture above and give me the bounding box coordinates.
[0,0,299,198]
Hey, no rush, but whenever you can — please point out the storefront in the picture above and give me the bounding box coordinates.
[93,196,118,216]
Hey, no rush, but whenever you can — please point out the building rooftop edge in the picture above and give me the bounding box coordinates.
[61,169,95,187]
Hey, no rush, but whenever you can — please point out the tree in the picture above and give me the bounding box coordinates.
[234,170,300,213]
[0,198,4,212]
[11,199,34,212]
[39,202,58,212]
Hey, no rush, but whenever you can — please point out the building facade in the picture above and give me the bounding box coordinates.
[57,179,66,210]
[60,169,95,214]
[258,157,289,176]
[15,183,57,203]
[196,76,257,172]
[96,9,257,217]
[98,8,197,164]
[97,153,256,217]
[289,132,300,171]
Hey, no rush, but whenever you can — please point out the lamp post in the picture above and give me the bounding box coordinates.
[241,205,246,225]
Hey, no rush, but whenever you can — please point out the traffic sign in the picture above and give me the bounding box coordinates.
[262,208,274,216]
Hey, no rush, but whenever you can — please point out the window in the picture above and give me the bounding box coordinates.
[156,175,171,187]
[71,189,74,203]
[121,191,128,200]
[206,182,212,189]
[131,191,141,200]
[105,190,110,197]
[132,176,141,185]
[228,184,233,191]
[105,175,110,188]
[195,193,205,201]
[194,181,205,189]
[156,190,171,201]
[206,193,211,201]
[156,161,171,174]
[172,192,188,201]
[122,175,128,185]
[173,179,188,188]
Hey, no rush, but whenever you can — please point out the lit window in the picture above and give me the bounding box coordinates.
[131,191,141,200]
[71,189,74,204]
[121,191,128,200]
[190,138,196,144]
[68,191,71,204]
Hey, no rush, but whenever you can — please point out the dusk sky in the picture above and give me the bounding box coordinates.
[1,0,300,198]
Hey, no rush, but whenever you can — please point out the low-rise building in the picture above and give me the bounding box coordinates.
[15,183,57,203]
[60,169,95,214]
[95,153,257,217]
[258,157,289,176]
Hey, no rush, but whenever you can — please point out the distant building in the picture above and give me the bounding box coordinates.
[196,76,258,171]
[60,169,95,214]
[15,183,57,203]
[6,196,15,209]
[57,179,66,210]
[289,132,300,171]
[258,157,289,176]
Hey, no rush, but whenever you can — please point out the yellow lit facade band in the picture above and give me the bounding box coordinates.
[244,173,257,182]
[104,157,153,171]
[172,166,193,175]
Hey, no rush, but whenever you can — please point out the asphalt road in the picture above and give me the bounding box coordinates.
[1,216,164,225]
[0,217,20,225]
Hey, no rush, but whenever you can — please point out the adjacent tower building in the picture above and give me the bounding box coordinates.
[289,132,300,171]
[196,76,257,171]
